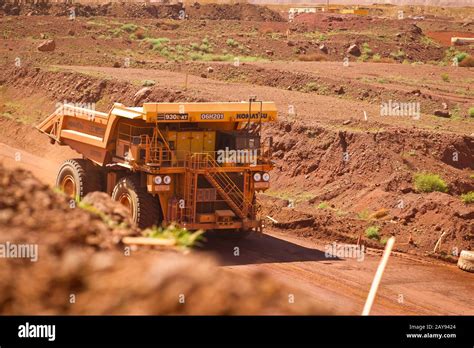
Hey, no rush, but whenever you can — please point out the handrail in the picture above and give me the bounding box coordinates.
[191,153,254,217]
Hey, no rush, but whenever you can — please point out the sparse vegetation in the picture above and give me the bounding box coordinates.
[226,38,239,48]
[147,37,170,51]
[76,198,128,229]
[199,37,213,53]
[372,53,381,62]
[414,173,448,193]
[441,73,450,82]
[420,35,440,47]
[365,226,380,240]
[317,202,329,209]
[305,31,327,41]
[461,191,474,204]
[303,82,318,92]
[390,49,406,60]
[357,210,371,221]
[147,224,205,248]
[109,27,123,37]
[455,52,468,63]
[468,107,474,118]
[142,80,155,87]
[359,43,373,62]
[451,105,461,120]
[121,23,138,33]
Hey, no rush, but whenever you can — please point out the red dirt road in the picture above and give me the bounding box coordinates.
[203,229,474,315]
[1,142,473,315]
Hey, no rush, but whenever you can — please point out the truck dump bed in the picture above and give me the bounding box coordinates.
[37,101,278,165]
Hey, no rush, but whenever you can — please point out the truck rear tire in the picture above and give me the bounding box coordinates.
[56,159,103,199]
[111,176,161,229]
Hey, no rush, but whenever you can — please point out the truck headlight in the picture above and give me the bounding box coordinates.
[253,173,261,182]
[262,172,270,182]
[154,176,162,185]
[163,175,171,185]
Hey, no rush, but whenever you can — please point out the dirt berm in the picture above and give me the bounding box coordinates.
[0,2,283,21]
[0,163,332,315]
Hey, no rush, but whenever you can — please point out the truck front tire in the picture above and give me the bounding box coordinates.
[56,159,103,199]
[111,176,161,229]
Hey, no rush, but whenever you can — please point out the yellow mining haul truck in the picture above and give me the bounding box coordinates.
[37,98,277,238]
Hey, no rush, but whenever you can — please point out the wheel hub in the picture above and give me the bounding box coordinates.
[61,175,76,198]
[118,193,132,212]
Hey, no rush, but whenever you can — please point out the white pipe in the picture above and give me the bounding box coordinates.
[362,236,395,316]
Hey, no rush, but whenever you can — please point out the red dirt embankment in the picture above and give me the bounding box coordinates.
[263,121,473,260]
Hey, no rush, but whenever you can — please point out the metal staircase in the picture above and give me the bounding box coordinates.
[183,153,253,222]
[202,155,252,219]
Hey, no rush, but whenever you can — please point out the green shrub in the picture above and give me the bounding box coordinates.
[199,43,213,53]
[441,73,450,82]
[121,23,138,33]
[391,50,406,60]
[461,191,474,204]
[365,226,380,240]
[147,224,204,248]
[142,80,155,87]
[317,202,329,209]
[303,82,318,92]
[357,210,370,220]
[455,52,468,63]
[372,53,381,62]
[226,38,238,47]
[414,173,448,193]
[469,107,474,118]
[109,28,122,37]
[359,43,373,62]
[147,37,170,50]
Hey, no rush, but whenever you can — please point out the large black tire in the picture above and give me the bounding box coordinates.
[56,159,103,199]
[111,176,162,229]
[457,250,474,273]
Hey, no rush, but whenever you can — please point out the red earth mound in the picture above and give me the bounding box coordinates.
[0,163,332,314]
